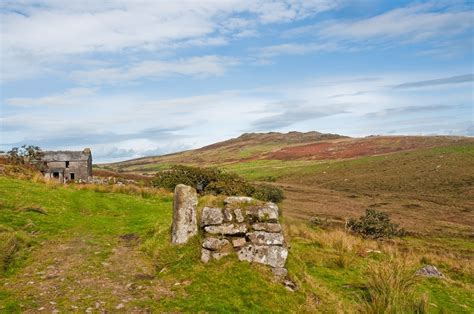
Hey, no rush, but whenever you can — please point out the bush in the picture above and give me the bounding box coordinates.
[152,165,284,202]
[251,183,284,203]
[347,208,405,239]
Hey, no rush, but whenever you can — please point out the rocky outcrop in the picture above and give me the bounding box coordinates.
[171,184,198,244]
[200,196,289,274]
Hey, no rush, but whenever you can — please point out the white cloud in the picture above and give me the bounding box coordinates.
[0,0,341,82]
[320,3,473,42]
[257,42,339,58]
[71,55,239,84]
[272,2,473,59]
[6,87,97,106]
[4,71,471,162]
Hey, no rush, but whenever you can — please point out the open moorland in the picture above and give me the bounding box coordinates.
[1,132,473,312]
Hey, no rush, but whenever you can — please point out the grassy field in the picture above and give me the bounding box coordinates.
[1,173,473,312]
[2,135,473,312]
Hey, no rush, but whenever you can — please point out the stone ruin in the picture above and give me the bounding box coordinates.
[171,184,291,283]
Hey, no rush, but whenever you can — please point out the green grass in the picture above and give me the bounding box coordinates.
[0,177,305,312]
[222,159,328,181]
[1,156,473,313]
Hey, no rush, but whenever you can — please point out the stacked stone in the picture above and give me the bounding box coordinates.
[200,196,288,275]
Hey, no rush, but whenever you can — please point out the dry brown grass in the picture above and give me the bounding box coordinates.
[360,259,429,314]
[72,183,171,199]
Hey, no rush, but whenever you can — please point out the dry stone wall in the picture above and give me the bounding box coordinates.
[200,196,289,274]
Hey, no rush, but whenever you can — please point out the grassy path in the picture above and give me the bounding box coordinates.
[0,177,175,311]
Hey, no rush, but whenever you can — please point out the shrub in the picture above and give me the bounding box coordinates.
[347,208,405,239]
[152,165,284,202]
[251,183,284,203]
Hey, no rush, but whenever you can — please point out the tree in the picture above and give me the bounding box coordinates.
[6,145,42,165]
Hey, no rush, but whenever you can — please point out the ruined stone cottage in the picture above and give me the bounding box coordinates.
[38,148,92,182]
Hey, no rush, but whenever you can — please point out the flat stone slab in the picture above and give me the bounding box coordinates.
[201,207,224,226]
[202,237,231,251]
[204,223,248,235]
[238,244,288,268]
[247,231,284,245]
[252,222,282,233]
[224,196,255,205]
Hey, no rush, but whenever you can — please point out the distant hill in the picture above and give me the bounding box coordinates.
[101,131,347,172]
[101,131,471,174]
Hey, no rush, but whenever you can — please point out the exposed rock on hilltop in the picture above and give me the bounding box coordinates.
[198,131,347,151]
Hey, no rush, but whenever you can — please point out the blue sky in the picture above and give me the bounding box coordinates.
[1,0,473,162]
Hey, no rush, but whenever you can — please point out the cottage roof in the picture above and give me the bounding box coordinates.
[40,149,91,162]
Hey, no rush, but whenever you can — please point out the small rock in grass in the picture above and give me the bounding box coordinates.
[201,248,212,263]
[416,265,444,278]
[283,279,297,292]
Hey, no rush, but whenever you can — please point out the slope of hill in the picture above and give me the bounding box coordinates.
[1,174,473,312]
[102,132,471,174]
[102,131,348,172]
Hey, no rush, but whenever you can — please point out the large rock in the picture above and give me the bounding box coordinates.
[252,222,282,233]
[201,207,224,226]
[204,223,247,235]
[237,244,288,268]
[246,202,279,222]
[202,237,231,251]
[247,231,284,245]
[171,184,198,244]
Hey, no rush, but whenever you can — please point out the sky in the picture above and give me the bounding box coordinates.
[1,0,473,163]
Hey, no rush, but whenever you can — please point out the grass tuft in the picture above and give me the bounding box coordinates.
[361,259,428,314]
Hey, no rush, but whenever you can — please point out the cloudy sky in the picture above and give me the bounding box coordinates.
[1,0,473,162]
